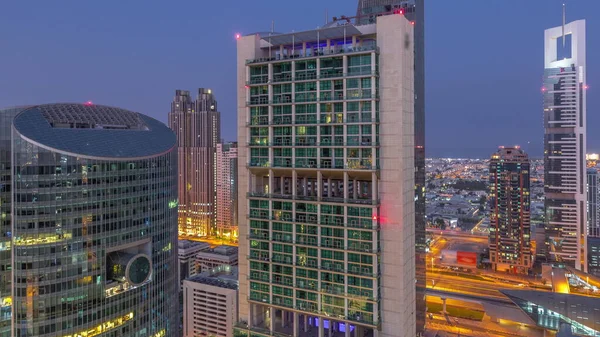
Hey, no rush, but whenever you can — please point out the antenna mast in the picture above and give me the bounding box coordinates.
[562,3,566,47]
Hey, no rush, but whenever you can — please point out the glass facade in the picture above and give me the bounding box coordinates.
[1,104,179,336]
[243,44,381,336]
[0,107,30,337]
[504,290,600,337]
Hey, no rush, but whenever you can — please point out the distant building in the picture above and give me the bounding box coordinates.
[169,89,221,236]
[587,154,599,168]
[196,245,238,273]
[183,266,238,337]
[543,18,587,271]
[179,240,211,286]
[216,142,238,240]
[489,147,531,274]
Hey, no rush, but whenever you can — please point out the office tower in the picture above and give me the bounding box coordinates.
[543,18,587,270]
[356,1,426,333]
[169,89,221,236]
[0,107,28,337]
[488,147,532,274]
[0,103,179,336]
[183,266,238,337]
[179,240,211,286]
[216,142,239,240]
[236,10,415,337]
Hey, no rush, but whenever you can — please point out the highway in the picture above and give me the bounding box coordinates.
[178,235,238,248]
[427,270,513,300]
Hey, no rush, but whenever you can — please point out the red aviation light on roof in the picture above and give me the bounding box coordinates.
[84,101,93,106]
[235,33,241,40]
[584,84,589,90]
[541,87,547,92]
[372,215,378,221]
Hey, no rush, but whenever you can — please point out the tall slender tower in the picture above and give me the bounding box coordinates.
[543,15,587,270]
[236,9,416,337]
[216,142,239,240]
[169,89,221,236]
[586,167,600,275]
[356,0,426,333]
[489,147,531,274]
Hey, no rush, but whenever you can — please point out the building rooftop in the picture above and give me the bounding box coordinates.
[186,266,239,290]
[213,245,238,256]
[13,103,176,159]
[178,240,210,251]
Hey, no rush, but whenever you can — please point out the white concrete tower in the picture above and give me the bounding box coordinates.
[543,17,587,271]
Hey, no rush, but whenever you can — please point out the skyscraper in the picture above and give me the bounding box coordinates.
[356,0,426,333]
[169,89,221,236]
[586,168,600,275]
[0,103,179,336]
[543,18,587,270]
[236,10,416,337]
[489,147,532,274]
[216,142,239,240]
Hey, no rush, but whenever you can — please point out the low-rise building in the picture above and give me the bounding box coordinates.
[196,245,238,273]
[183,266,238,337]
[179,240,211,286]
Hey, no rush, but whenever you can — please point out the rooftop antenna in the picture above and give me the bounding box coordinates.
[271,20,275,34]
[325,9,328,24]
[562,3,566,48]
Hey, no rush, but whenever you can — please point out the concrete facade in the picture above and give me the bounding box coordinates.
[183,266,238,337]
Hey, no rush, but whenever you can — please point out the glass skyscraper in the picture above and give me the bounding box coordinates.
[0,104,179,336]
[543,19,587,271]
[236,8,416,337]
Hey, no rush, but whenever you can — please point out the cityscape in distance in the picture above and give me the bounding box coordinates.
[0,1,599,337]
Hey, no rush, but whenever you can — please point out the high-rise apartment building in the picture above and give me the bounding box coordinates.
[587,168,599,237]
[0,103,179,337]
[543,18,587,270]
[170,89,221,236]
[236,10,416,337]
[489,147,532,274]
[217,142,239,240]
[356,1,426,333]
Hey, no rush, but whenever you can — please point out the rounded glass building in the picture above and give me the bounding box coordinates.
[1,104,178,337]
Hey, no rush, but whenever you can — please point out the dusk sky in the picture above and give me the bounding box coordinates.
[1,0,598,158]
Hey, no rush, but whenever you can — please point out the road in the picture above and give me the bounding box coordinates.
[427,270,517,300]
[178,235,238,248]
[426,314,543,337]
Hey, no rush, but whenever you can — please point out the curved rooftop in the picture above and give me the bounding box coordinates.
[13,103,176,159]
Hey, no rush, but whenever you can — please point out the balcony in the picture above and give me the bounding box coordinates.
[246,94,379,106]
[246,45,379,65]
[247,194,380,206]
[246,162,379,172]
